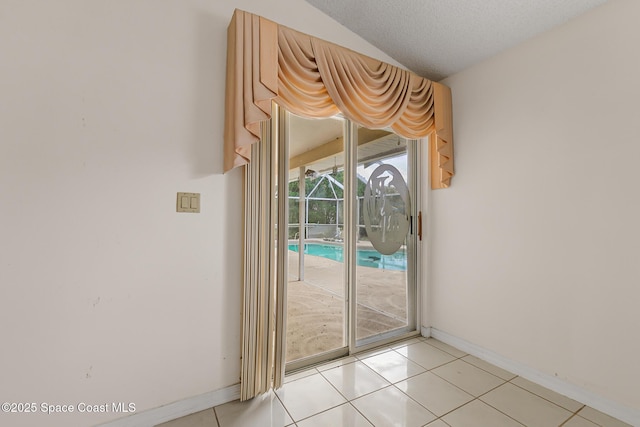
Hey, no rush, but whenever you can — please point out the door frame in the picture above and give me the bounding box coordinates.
[281,110,423,373]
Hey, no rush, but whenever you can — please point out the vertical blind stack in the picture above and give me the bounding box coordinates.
[241,121,276,401]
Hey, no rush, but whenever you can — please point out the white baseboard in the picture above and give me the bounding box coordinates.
[421,325,432,338]
[429,328,640,427]
[96,383,240,427]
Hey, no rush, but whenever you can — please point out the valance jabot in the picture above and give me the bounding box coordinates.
[224,9,454,188]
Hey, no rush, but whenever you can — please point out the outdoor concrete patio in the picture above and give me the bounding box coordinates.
[286,249,408,362]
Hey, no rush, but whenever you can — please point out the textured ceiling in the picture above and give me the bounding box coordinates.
[305,0,610,80]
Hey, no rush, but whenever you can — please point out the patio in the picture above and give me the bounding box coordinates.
[286,248,409,362]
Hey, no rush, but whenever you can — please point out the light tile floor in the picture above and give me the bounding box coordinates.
[157,337,632,427]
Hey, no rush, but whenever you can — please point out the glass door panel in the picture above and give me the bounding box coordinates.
[285,113,347,365]
[355,125,415,343]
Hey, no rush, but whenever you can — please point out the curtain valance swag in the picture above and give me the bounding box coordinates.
[223,9,454,188]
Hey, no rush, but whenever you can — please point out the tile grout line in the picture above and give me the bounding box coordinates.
[419,370,527,427]
[287,401,347,426]
[354,347,395,361]
[317,356,403,425]
[212,405,221,427]
[321,343,439,426]
[280,342,400,425]
[273,387,298,426]
[426,358,496,395]
[506,376,586,414]
[317,365,357,402]
[366,345,478,423]
[386,383,439,423]
[347,400,378,427]
[474,380,573,427]
[423,366,532,427]
[283,367,371,425]
[422,339,468,358]
[421,350,586,426]
[557,405,589,427]
[322,345,445,426]
[393,385,451,426]
[282,367,320,384]
[457,355,516,380]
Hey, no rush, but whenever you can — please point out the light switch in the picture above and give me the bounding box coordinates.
[177,192,200,213]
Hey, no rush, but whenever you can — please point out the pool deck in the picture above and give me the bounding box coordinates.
[286,248,408,362]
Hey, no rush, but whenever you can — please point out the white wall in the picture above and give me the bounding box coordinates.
[429,0,640,416]
[0,1,397,426]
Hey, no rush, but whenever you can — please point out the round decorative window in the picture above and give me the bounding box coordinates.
[363,164,411,255]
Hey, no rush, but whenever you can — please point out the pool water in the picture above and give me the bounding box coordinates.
[288,243,406,271]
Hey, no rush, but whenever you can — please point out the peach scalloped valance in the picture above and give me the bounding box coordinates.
[223,9,454,189]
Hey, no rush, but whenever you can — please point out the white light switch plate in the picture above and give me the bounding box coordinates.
[176,192,200,213]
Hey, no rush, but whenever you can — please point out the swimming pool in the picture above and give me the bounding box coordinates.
[288,243,406,271]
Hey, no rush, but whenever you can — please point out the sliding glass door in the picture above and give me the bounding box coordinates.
[283,110,421,371]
